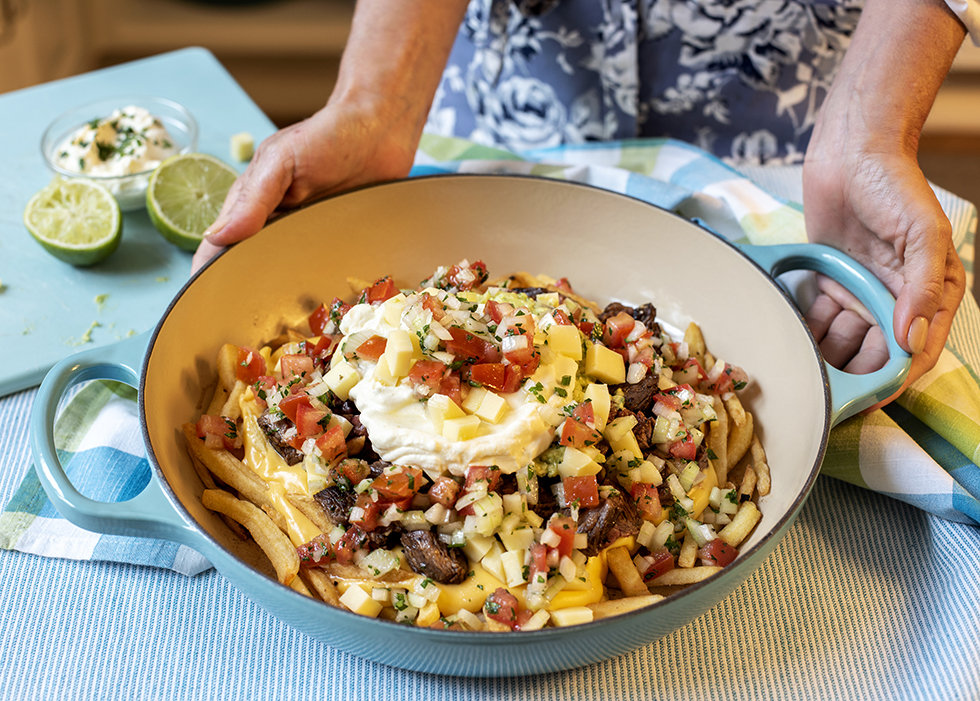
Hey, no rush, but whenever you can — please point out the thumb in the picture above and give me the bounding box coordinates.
[204,145,297,247]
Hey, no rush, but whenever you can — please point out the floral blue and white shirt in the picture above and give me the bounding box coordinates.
[426,0,864,165]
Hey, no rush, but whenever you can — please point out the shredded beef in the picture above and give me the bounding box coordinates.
[256,410,304,466]
[575,489,642,557]
[313,486,356,526]
[616,372,660,414]
[400,530,469,585]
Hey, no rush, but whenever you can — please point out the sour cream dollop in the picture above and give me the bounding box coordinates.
[336,289,576,478]
[54,105,178,178]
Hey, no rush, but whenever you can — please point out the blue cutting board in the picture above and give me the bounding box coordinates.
[0,48,277,397]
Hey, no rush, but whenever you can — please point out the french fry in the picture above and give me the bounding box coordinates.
[647,566,723,587]
[726,410,754,471]
[301,567,341,607]
[206,382,230,417]
[219,380,246,421]
[286,494,336,535]
[708,396,729,484]
[215,343,239,393]
[683,322,706,367]
[751,435,771,497]
[588,594,664,620]
[606,546,649,597]
[738,466,757,503]
[723,392,746,428]
[677,532,698,569]
[182,423,289,533]
[719,501,761,547]
[201,488,300,586]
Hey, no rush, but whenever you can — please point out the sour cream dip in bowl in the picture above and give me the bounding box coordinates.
[41,96,198,211]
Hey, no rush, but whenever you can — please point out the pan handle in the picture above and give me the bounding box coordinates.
[29,332,203,547]
[736,243,912,425]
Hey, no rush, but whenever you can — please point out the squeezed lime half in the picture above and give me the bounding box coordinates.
[23,176,123,266]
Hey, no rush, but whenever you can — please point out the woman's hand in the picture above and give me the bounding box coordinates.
[799,0,967,410]
[190,0,470,272]
[191,103,418,271]
[802,148,965,407]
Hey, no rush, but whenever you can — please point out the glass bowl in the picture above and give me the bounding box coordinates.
[41,96,198,211]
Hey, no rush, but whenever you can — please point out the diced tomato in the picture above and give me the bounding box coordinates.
[669,432,698,461]
[446,327,500,364]
[485,299,509,324]
[603,311,636,348]
[280,354,314,380]
[501,332,534,366]
[701,362,749,395]
[483,588,520,628]
[408,360,449,396]
[308,304,331,336]
[464,465,502,492]
[552,309,573,325]
[355,335,387,362]
[195,414,239,451]
[547,516,578,559]
[278,392,311,424]
[445,260,489,291]
[295,403,329,438]
[562,475,600,508]
[371,466,425,502]
[236,346,266,385]
[297,533,334,568]
[640,548,675,581]
[438,372,462,406]
[528,542,549,582]
[553,277,574,293]
[465,363,506,392]
[631,482,663,522]
[329,298,352,327]
[559,417,602,450]
[571,402,595,427]
[577,320,596,338]
[364,276,399,304]
[307,335,338,363]
[428,476,461,508]
[420,293,446,321]
[334,458,371,486]
[501,364,524,394]
[350,493,381,532]
[332,527,363,566]
[653,392,682,412]
[698,538,738,567]
[315,425,347,463]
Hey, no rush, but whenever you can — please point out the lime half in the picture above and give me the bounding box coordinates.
[23,177,122,266]
[146,153,238,251]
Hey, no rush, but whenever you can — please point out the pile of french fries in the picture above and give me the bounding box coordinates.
[183,272,773,628]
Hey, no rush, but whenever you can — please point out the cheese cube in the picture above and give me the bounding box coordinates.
[384,329,416,377]
[583,383,611,432]
[584,343,626,384]
[383,293,407,327]
[462,386,488,414]
[557,446,603,479]
[463,534,496,563]
[475,391,509,424]
[500,549,527,587]
[550,606,594,627]
[604,415,638,443]
[499,526,536,553]
[481,542,506,582]
[426,393,466,433]
[372,354,399,386]
[551,355,579,394]
[544,324,583,359]
[443,414,482,441]
[229,131,254,161]
[608,427,642,460]
[324,360,361,400]
[339,584,383,618]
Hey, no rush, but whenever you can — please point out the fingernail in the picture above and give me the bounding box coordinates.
[203,220,225,242]
[908,316,929,354]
